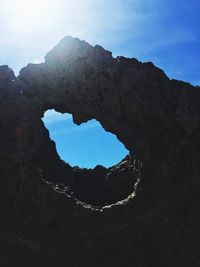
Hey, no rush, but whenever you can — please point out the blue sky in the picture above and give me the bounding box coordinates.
[42,110,128,168]
[1,0,199,167]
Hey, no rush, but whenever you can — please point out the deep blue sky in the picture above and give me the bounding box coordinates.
[1,0,199,167]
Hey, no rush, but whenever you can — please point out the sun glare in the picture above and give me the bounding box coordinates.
[2,0,92,47]
[5,0,61,32]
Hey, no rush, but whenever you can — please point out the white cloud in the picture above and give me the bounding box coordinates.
[31,59,43,64]
[42,109,71,124]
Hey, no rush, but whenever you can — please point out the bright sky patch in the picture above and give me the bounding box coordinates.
[42,110,128,168]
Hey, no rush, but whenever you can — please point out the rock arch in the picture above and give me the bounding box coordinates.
[0,37,200,266]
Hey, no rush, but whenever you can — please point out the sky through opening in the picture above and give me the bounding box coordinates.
[42,110,128,168]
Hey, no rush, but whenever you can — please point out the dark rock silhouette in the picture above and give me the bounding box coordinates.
[0,36,200,266]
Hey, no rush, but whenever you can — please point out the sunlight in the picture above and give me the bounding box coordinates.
[5,0,66,32]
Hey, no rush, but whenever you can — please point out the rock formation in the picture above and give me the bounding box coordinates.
[0,36,200,266]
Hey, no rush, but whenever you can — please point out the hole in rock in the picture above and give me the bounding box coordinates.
[42,109,128,168]
[41,110,140,207]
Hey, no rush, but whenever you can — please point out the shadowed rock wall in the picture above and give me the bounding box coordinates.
[0,36,200,266]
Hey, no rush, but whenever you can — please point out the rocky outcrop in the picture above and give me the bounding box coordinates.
[0,36,200,266]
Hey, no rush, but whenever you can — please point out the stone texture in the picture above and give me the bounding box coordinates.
[0,36,200,266]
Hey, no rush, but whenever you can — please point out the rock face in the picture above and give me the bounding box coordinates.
[0,36,200,266]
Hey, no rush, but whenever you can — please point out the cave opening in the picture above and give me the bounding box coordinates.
[41,109,140,208]
[42,109,128,169]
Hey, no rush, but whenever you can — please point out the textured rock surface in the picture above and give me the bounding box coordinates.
[1,36,200,266]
